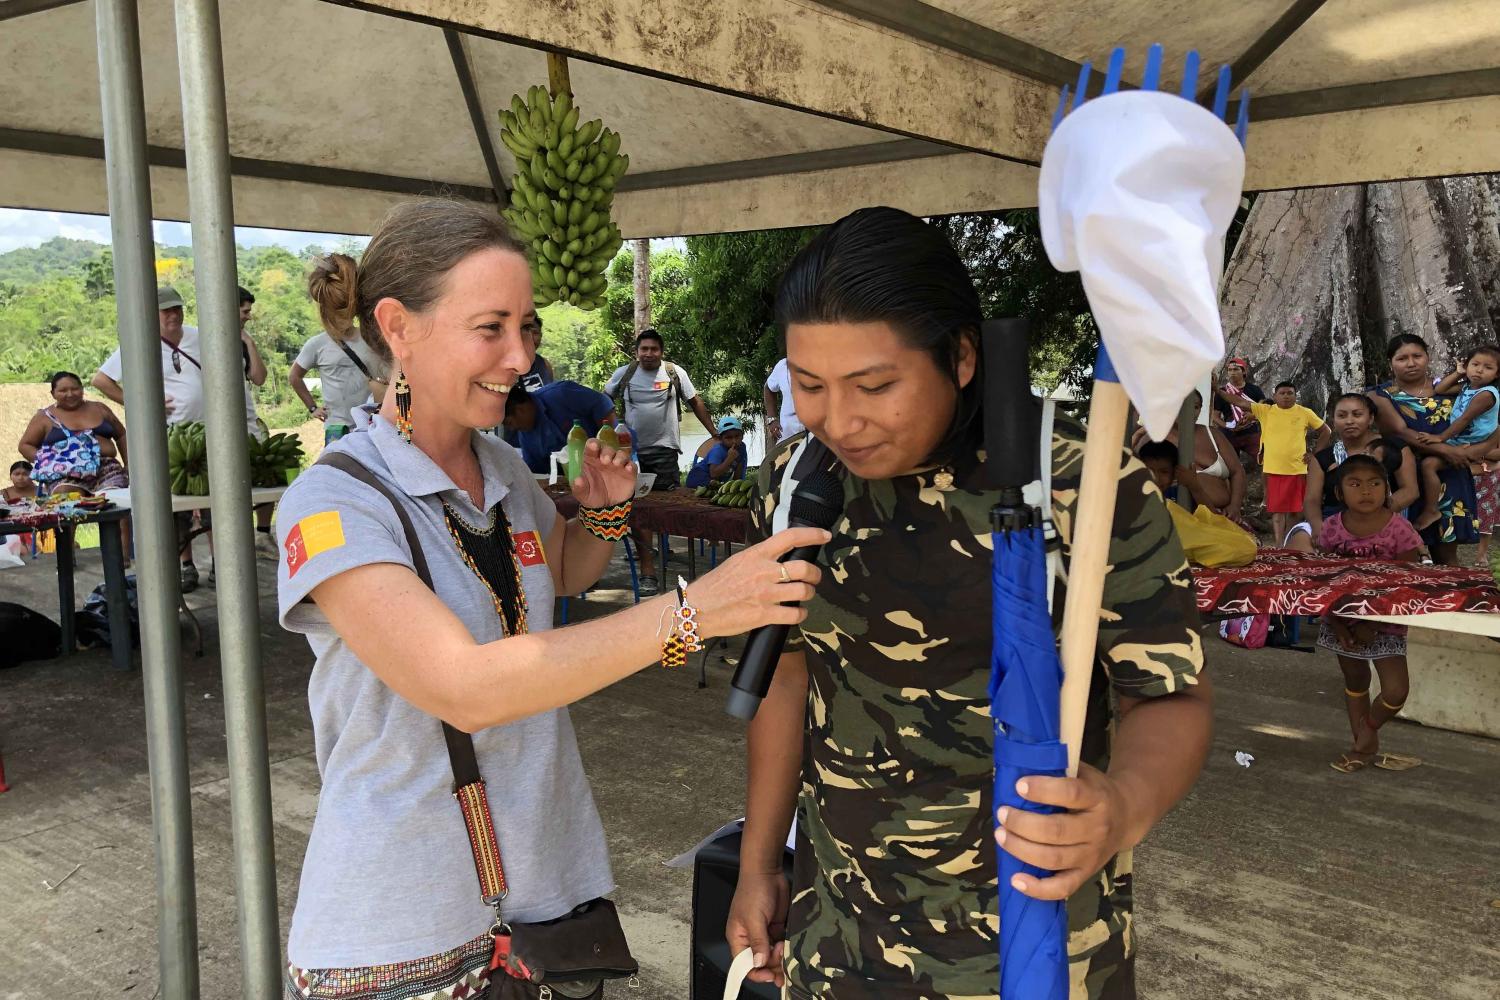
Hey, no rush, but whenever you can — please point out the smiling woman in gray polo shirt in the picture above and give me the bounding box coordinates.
[276,200,827,1000]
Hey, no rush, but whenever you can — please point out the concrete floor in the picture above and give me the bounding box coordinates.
[1,540,1498,999]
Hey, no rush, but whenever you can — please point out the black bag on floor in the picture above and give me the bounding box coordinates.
[75,574,140,649]
[0,602,62,669]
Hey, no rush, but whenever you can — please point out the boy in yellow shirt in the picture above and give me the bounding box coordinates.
[1217,380,1330,545]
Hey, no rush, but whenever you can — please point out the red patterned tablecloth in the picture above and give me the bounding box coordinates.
[1191,549,1500,618]
[548,486,750,544]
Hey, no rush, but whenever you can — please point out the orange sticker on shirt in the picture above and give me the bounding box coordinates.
[653,380,670,391]
[284,511,345,577]
[514,529,546,567]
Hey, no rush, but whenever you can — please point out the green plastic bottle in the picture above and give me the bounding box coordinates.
[597,423,619,452]
[567,420,587,484]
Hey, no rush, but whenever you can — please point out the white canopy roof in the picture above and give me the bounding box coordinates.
[3,0,1497,237]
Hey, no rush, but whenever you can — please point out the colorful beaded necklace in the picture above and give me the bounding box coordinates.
[442,501,529,636]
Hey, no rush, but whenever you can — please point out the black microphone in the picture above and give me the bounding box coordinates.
[725,465,844,720]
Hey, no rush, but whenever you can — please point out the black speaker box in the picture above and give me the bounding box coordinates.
[689,828,795,1000]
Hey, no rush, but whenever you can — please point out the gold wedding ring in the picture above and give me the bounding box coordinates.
[778,564,791,584]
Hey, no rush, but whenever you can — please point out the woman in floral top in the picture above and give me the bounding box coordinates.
[1369,334,1479,565]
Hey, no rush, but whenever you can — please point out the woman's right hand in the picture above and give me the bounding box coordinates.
[687,527,829,640]
[726,870,790,987]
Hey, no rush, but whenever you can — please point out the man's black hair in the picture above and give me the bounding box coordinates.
[237,285,255,305]
[635,328,664,348]
[1275,380,1296,392]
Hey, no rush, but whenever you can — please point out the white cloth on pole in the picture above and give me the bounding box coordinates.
[1038,90,1245,440]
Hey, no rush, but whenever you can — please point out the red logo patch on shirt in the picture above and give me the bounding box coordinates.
[285,525,308,577]
[284,511,344,578]
[653,380,670,391]
[514,530,546,567]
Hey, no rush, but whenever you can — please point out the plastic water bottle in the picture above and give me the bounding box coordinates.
[566,420,587,485]
[597,423,619,452]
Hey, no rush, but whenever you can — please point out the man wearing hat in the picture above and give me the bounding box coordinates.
[94,285,207,427]
[92,284,268,590]
[685,416,749,489]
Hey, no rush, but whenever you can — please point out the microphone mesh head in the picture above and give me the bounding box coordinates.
[789,468,844,529]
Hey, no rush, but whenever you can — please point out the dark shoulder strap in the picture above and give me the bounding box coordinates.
[314,452,483,791]
[334,337,376,382]
[666,361,684,417]
[316,451,433,587]
[614,360,639,413]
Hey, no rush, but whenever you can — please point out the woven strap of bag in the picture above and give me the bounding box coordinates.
[317,451,509,906]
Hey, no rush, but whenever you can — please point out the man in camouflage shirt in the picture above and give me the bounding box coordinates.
[740,414,1205,999]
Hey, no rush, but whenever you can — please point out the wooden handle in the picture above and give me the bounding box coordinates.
[1057,380,1131,776]
[547,53,571,97]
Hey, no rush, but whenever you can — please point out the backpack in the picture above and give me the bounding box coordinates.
[612,360,684,421]
[0,602,62,669]
[75,575,141,650]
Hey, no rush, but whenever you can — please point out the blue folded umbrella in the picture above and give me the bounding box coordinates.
[990,522,1070,1000]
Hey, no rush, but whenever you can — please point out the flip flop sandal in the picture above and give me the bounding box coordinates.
[1372,752,1423,771]
[1330,753,1372,773]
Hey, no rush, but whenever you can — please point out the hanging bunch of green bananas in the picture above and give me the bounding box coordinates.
[248,432,306,488]
[167,421,209,495]
[498,85,628,310]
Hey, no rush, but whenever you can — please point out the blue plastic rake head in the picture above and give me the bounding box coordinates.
[1049,44,1249,146]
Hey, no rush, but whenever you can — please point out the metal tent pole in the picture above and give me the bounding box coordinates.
[172,1,282,995]
[93,2,200,997]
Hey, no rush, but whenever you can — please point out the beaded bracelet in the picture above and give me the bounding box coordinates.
[659,577,703,667]
[577,499,631,541]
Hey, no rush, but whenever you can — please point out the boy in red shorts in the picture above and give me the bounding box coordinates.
[1218,380,1330,545]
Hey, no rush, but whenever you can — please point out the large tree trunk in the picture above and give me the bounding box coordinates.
[1221,175,1500,415]
[632,238,651,333]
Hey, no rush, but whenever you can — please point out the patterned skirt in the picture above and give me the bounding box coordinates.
[285,932,493,1000]
[41,456,129,496]
[1316,618,1407,660]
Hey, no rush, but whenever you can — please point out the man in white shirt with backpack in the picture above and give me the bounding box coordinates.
[603,328,717,593]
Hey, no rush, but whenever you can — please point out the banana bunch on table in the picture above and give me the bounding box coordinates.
[167,422,304,494]
[499,86,628,309]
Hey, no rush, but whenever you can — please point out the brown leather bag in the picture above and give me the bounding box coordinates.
[318,453,639,999]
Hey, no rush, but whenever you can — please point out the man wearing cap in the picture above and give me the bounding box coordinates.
[686,416,748,489]
[92,284,268,590]
[501,380,617,475]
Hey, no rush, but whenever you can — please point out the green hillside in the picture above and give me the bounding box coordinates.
[0,236,108,286]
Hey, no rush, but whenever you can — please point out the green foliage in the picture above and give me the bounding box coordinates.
[535,302,601,384]
[0,214,1121,422]
[0,236,106,286]
[929,210,1098,394]
[674,228,819,414]
[0,237,350,423]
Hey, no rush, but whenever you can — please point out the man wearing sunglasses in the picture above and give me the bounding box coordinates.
[94,285,225,591]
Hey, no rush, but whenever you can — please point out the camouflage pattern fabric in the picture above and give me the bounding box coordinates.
[748,417,1203,1000]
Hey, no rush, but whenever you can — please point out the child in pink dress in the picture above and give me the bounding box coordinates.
[1316,455,1424,773]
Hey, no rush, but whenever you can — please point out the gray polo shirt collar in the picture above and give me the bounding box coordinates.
[368,414,513,513]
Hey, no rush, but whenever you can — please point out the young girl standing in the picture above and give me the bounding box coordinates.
[1317,455,1424,774]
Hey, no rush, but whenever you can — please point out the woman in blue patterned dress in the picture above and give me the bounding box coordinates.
[1368,334,1479,565]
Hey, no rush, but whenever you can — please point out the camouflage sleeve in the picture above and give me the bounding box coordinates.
[1052,427,1204,699]
[749,437,807,650]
